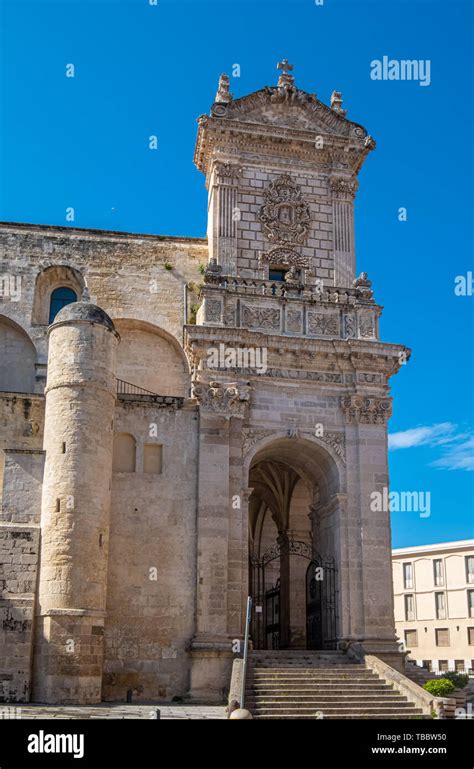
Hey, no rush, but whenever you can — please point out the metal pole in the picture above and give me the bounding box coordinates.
[240,595,253,710]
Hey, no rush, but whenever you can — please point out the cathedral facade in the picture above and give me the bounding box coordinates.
[0,63,409,704]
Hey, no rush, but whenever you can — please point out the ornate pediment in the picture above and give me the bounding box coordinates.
[210,87,368,140]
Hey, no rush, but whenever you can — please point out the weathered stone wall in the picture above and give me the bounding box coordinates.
[0,223,208,387]
[0,523,39,702]
[102,398,198,701]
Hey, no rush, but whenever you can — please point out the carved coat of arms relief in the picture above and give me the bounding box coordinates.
[257,174,311,246]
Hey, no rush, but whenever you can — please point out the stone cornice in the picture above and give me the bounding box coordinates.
[185,325,410,379]
[194,114,373,177]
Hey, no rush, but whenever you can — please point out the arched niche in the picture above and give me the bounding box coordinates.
[0,315,36,393]
[31,265,85,325]
[113,318,190,397]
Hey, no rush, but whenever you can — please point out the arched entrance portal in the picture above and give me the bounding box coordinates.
[247,436,342,651]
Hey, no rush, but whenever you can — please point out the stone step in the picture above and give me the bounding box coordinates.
[252,665,363,671]
[252,713,429,720]
[245,686,393,698]
[250,705,424,716]
[251,674,377,682]
[251,650,344,655]
[246,695,409,704]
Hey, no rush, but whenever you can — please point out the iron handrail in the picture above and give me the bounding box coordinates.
[240,596,252,710]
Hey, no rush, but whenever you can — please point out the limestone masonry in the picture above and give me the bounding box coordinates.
[0,62,410,704]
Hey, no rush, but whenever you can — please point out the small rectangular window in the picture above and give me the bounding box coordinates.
[455,660,465,672]
[435,592,446,620]
[404,629,418,647]
[468,590,474,618]
[468,627,474,646]
[433,559,444,587]
[466,555,474,584]
[269,268,288,282]
[403,562,413,590]
[435,628,450,647]
[439,659,448,672]
[405,594,415,621]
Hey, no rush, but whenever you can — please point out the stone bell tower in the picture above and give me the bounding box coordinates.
[187,61,409,697]
[194,58,375,297]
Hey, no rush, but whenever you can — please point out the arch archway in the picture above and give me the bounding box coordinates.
[0,315,36,393]
[113,318,190,397]
[31,265,85,325]
[247,436,342,650]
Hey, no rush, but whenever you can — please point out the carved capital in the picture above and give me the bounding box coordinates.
[192,380,250,415]
[330,176,359,200]
[340,396,392,424]
[212,160,242,185]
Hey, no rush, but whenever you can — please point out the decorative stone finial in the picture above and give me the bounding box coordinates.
[215,73,233,104]
[330,90,347,116]
[277,58,295,87]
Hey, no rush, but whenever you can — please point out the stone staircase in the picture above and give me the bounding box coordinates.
[245,650,430,719]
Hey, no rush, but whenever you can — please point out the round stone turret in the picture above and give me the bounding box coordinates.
[33,301,119,704]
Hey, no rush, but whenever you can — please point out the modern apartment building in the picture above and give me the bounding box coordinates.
[392,540,474,674]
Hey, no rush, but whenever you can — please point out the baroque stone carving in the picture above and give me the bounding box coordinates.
[192,380,250,414]
[353,271,374,301]
[260,247,309,270]
[258,175,311,245]
[241,304,280,330]
[242,428,275,455]
[213,160,242,185]
[358,311,376,339]
[329,176,359,199]
[340,396,392,424]
[307,312,339,337]
[286,309,303,333]
[343,314,356,339]
[320,431,346,464]
[204,299,222,323]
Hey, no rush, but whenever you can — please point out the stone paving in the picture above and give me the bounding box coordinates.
[2,704,227,720]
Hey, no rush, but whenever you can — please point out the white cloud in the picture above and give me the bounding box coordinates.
[388,423,455,450]
[389,423,474,472]
[430,437,474,472]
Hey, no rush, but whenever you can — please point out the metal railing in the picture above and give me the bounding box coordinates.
[240,596,253,710]
[116,378,160,396]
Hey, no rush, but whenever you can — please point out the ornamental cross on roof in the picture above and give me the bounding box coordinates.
[277,58,295,87]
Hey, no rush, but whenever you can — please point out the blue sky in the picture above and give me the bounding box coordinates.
[1,0,473,547]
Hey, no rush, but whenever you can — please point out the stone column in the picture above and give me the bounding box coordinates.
[189,379,250,700]
[208,161,242,274]
[32,302,119,703]
[330,176,358,287]
[340,395,403,669]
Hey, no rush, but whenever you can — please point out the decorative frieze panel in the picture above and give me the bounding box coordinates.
[258,175,311,245]
[340,396,392,424]
[358,310,376,339]
[203,299,223,324]
[307,311,339,337]
[285,308,303,334]
[343,313,356,339]
[241,304,281,331]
